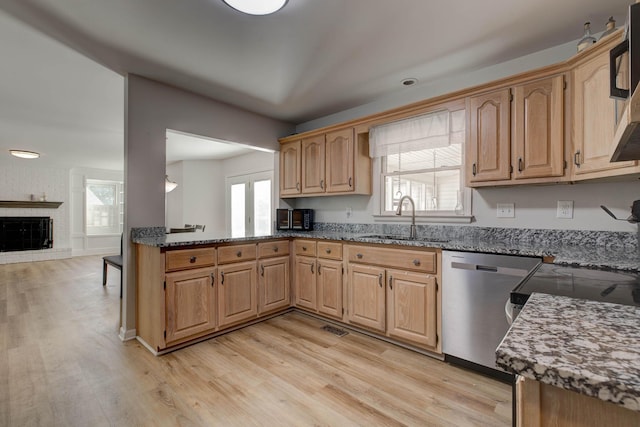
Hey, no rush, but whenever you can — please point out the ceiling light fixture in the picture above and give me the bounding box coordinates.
[222,0,287,15]
[10,149,40,159]
[401,78,418,87]
[165,175,178,193]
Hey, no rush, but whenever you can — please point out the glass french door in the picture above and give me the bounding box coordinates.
[228,171,272,237]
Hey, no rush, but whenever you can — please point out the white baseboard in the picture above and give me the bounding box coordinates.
[119,327,136,341]
[136,336,159,356]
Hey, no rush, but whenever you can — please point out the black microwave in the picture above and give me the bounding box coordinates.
[276,209,314,230]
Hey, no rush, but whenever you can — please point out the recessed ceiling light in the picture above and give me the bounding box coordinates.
[222,0,288,15]
[10,149,40,159]
[401,78,418,87]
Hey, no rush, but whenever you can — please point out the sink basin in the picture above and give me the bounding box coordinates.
[359,234,449,243]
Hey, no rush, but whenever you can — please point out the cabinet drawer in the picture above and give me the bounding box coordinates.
[165,248,216,272]
[317,241,342,260]
[218,244,257,264]
[294,239,317,256]
[258,240,290,258]
[347,245,436,273]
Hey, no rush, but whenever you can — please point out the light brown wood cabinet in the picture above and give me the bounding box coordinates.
[217,244,258,328]
[293,239,317,310]
[516,376,640,427]
[317,258,343,319]
[466,74,565,186]
[571,34,639,180]
[165,266,217,345]
[345,244,440,351]
[279,127,371,198]
[257,240,291,315]
[280,140,301,196]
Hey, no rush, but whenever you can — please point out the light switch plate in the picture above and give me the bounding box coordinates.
[497,203,515,218]
[557,200,574,219]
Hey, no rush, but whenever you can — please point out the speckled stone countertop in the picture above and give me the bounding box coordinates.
[131,224,640,272]
[496,293,640,412]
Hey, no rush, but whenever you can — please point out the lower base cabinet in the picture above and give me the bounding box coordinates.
[165,266,217,345]
[294,255,316,310]
[317,258,343,319]
[347,264,386,332]
[259,256,290,314]
[218,260,258,328]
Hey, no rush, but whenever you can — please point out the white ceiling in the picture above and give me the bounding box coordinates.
[0,0,631,171]
[166,129,265,164]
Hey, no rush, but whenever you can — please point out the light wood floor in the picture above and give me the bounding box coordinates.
[0,256,512,426]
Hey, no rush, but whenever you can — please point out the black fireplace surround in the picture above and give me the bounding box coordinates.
[0,217,53,252]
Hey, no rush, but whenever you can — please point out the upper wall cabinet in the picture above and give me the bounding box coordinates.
[279,127,371,198]
[466,74,566,187]
[571,33,640,180]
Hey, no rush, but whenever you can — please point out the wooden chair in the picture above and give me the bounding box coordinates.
[103,234,123,297]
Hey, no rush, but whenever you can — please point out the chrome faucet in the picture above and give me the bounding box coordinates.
[396,195,416,239]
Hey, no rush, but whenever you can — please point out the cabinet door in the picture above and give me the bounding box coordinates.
[317,259,343,319]
[258,256,290,314]
[513,75,565,179]
[573,51,636,175]
[467,88,512,183]
[301,135,326,194]
[280,141,301,196]
[218,261,257,328]
[325,128,354,193]
[347,264,386,332]
[165,267,216,344]
[386,270,437,349]
[294,255,316,310]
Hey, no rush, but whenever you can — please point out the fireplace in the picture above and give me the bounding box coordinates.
[0,217,53,252]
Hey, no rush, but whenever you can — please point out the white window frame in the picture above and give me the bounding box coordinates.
[225,170,273,235]
[85,179,124,236]
[370,108,473,223]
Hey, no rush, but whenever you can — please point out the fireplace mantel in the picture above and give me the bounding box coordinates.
[0,201,63,209]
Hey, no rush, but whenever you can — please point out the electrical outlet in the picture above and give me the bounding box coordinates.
[346,207,352,218]
[557,200,574,219]
[496,203,515,218]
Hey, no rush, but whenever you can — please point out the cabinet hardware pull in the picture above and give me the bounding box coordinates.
[302,246,307,251]
[325,248,331,254]
[574,151,581,167]
[221,272,224,284]
[260,264,264,276]
[296,182,300,191]
[311,263,314,274]
[413,259,421,266]
[518,158,523,172]
[320,179,324,189]
[318,264,322,275]
[356,253,363,259]
[348,177,353,187]
[210,273,215,286]
[273,246,278,252]
[472,163,477,176]
[189,256,197,263]
[236,251,242,257]
[378,273,383,287]
[389,276,393,290]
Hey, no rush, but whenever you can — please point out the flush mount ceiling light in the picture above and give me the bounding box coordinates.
[165,175,178,193]
[222,0,287,15]
[9,149,40,159]
[401,78,418,87]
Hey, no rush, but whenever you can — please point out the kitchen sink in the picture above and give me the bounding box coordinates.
[359,234,450,243]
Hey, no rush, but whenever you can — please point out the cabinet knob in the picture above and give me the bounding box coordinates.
[273,246,278,252]
[356,253,363,259]
[302,246,307,251]
[325,248,331,254]
[413,259,421,266]
[236,251,242,257]
[189,256,197,263]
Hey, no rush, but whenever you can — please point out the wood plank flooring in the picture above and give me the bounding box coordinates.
[0,256,512,426]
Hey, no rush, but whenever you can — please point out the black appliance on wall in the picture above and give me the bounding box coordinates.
[0,217,53,252]
[276,209,314,230]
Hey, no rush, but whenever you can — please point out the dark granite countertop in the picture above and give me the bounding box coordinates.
[131,228,640,272]
[496,293,640,412]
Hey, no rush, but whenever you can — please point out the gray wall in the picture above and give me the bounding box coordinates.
[123,74,294,337]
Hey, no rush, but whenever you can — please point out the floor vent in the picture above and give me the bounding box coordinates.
[321,325,348,337]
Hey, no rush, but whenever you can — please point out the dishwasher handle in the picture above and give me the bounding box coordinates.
[450,261,530,277]
[476,264,498,272]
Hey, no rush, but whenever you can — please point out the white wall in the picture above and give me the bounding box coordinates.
[125,74,294,337]
[0,164,71,263]
[165,162,184,228]
[70,167,124,256]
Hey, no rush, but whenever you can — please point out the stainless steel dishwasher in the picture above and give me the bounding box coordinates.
[442,250,540,378]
